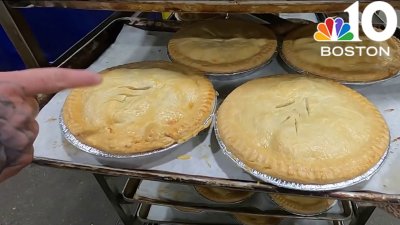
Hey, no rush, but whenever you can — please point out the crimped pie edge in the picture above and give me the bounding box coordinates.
[168,19,278,74]
[216,75,390,184]
[269,194,336,215]
[62,61,216,154]
[281,24,400,82]
[194,185,254,203]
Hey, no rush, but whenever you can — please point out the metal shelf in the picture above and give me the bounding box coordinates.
[0,2,395,224]
[7,0,400,13]
[122,179,353,221]
[136,203,347,225]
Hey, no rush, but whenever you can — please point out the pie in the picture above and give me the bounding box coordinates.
[216,75,389,184]
[62,61,216,155]
[168,19,277,74]
[269,194,336,215]
[233,214,281,225]
[194,185,253,203]
[282,24,400,82]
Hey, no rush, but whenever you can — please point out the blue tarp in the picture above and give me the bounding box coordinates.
[0,8,112,71]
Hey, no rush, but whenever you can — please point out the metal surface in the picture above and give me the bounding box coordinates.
[122,179,353,221]
[350,204,376,225]
[0,0,48,68]
[136,203,348,225]
[214,120,389,191]
[33,157,400,203]
[31,16,400,203]
[94,174,137,225]
[7,0,400,13]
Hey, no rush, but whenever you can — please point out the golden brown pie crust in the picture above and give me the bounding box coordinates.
[217,75,389,184]
[194,185,253,203]
[168,19,277,74]
[269,194,335,215]
[234,213,281,225]
[282,24,400,82]
[63,61,216,154]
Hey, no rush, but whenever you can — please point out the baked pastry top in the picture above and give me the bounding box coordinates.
[282,24,400,82]
[270,194,335,215]
[194,185,253,203]
[168,19,277,74]
[234,214,281,225]
[217,75,389,184]
[62,61,216,154]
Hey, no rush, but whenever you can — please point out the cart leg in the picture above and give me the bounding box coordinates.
[350,203,376,225]
[94,174,137,225]
[0,0,48,68]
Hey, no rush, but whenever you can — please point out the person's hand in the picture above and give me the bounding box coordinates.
[0,68,101,182]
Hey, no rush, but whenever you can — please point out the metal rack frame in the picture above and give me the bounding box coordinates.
[6,0,400,13]
[136,203,348,225]
[1,1,398,225]
[122,179,353,221]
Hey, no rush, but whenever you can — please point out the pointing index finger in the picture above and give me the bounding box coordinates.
[0,68,102,96]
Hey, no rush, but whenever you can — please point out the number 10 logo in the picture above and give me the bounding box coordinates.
[314,1,398,42]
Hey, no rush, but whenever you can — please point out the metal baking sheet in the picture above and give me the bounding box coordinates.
[124,179,351,220]
[33,24,400,197]
[139,204,240,225]
[138,204,347,225]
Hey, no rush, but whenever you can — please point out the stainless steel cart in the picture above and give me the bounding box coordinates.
[1,1,400,225]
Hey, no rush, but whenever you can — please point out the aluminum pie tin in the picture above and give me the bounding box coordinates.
[214,118,390,191]
[167,48,276,81]
[267,194,337,216]
[278,46,400,86]
[60,98,217,159]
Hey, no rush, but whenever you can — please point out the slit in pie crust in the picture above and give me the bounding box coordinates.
[216,75,389,184]
[168,19,277,74]
[282,24,400,82]
[62,61,216,155]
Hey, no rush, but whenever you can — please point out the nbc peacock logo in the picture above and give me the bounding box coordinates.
[315,1,397,57]
[314,17,354,42]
